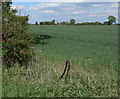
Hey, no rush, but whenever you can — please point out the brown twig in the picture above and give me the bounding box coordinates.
[71,66,80,76]
[65,60,71,83]
[60,60,80,80]
[60,60,69,79]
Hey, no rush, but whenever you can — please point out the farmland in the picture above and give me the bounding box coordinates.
[29,25,118,70]
[3,25,118,97]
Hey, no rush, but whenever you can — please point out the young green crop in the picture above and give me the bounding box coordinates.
[29,25,118,70]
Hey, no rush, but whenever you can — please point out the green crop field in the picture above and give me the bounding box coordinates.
[3,25,118,97]
[2,1,119,97]
[29,25,118,70]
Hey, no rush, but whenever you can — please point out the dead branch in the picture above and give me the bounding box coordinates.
[60,60,70,79]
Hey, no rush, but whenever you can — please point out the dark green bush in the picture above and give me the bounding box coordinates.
[2,2,34,67]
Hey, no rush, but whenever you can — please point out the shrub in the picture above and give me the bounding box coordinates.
[2,2,34,67]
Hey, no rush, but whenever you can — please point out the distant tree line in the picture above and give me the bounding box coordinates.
[36,20,55,25]
[77,22,103,25]
[35,15,117,25]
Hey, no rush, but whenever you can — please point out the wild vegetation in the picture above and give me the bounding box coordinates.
[3,25,118,97]
[3,55,118,97]
[2,2,34,68]
[2,1,118,98]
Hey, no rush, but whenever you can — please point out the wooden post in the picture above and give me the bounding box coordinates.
[60,60,70,80]
[65,60,71,84]
[60,60,80,84]
[60,60,71,84]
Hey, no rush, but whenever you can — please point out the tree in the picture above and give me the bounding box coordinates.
[108,16,116,25]
[35,22,38,25]
[103,21,109,25]
[51,20,55,25]
[94,21,102,25]
[40,21,44,25]
[70,19,76,25]
[11,9,18,15]
[60,21,69,25]
[2,2,34,67]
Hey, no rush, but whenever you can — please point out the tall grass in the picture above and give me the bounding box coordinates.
[3,50,118,97]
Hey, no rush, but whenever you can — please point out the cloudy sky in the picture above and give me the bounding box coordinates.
[12,0,119,2]
[11,1,119,24]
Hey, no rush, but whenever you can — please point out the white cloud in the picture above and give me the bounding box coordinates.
[62,8,75,10]
[89,14,108,17]
[72,11,86,14]
[11,5,24,10]
[89,14,117,18]
[92,4,103,7]
[29,3,61,10]
[41,10,57,13]
[31,15,37,18]
[105,9,118,13]
[89,8,118,15]
[110,3,118,7]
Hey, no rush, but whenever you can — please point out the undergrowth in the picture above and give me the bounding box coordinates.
[2,51,118,97]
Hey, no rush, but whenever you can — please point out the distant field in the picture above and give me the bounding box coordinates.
[29,25,118,69]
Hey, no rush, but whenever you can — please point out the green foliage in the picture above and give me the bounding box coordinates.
[39,20,56,25]
[2,2,34,67]
[70,19,76,25]
[39,21,44,25]
[80,22,103,25]
[39,20,104,25]
[51,20,55,25]
[35,22,38,25]
[104,15,116,25]
[103,21,109,25]
[108,15,116,25]
[59,21,70,25]
[2,52,118,97]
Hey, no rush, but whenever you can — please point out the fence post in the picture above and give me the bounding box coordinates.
[60,60,71,84]
[65,60,71,84]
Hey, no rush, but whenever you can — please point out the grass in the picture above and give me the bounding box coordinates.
[2,51,118,97]
[2,25,118,97]
[29,25,118,70]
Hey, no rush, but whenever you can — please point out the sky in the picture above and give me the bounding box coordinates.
[11,1,119,24]
[12,0,119,2]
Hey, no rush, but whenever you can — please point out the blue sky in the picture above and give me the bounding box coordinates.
[12,0,119,2]
[11,2,118,24]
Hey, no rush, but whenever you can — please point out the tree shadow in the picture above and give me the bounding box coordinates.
[33,34,54,45]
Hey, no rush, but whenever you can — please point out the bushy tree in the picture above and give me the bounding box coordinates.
[39,20,56,25]
[2,2,34,68]
[80,22,102,25]
[70,19,76,25]
[40,21,44,25]
[35,22,38,25]
[51,20,55,25]
[103,21,109,25]
[103,16,116,25]
[94,21,102,25]
[60,21,69,25]
[108,15,116,25]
